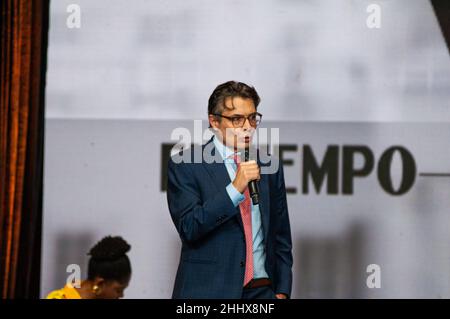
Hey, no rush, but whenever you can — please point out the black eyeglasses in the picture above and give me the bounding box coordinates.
[211,112,262,128]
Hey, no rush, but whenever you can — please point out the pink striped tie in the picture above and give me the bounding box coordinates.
[233,154,254,286]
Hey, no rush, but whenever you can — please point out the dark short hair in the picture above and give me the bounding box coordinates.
[208,81,260,117]
[87,236,132,283]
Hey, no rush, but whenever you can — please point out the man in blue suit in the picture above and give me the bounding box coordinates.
[167,81,292,299]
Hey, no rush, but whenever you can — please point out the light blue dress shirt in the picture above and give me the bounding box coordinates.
[213,135,268,279]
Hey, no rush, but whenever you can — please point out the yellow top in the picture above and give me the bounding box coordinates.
[46,284,82,299]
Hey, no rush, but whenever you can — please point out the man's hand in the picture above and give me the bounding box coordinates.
[232,160,260,193]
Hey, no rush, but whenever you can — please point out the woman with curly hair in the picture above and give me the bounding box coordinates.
[46,236,132,299]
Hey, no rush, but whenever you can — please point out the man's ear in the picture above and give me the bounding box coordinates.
[208,114,219,129]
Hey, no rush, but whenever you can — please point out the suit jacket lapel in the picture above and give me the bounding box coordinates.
[202,138,244,231]
[203,138,270,238]
[202,138,272,238]
[257,154,270,241]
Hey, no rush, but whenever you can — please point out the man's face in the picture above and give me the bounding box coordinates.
[209,96,257,150]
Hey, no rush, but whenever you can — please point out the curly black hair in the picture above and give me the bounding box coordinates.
[87,236,131,282]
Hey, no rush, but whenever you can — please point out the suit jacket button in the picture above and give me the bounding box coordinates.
[240,261,245,267]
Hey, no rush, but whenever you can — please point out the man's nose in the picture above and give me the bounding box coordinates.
[242,117,252,130]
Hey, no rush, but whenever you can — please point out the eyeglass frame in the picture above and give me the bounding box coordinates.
[210,112,263,128]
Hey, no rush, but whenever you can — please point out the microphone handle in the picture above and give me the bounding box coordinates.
[248,181,259,205]
[245,148,260,205]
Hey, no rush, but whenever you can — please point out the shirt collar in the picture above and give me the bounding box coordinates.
[213,135,240,160]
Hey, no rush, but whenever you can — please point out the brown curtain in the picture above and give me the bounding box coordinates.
[0,0,49,298]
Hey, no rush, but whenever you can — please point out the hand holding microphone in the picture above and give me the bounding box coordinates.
[232,148,260,204]
[232,160,260,194]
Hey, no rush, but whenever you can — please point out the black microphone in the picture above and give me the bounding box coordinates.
[245,147,259,205]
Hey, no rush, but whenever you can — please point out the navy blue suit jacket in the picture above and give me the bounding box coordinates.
[167,137,293,298]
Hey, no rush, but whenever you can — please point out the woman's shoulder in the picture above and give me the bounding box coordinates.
[46,288,67,299]
[46,285,81,299]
